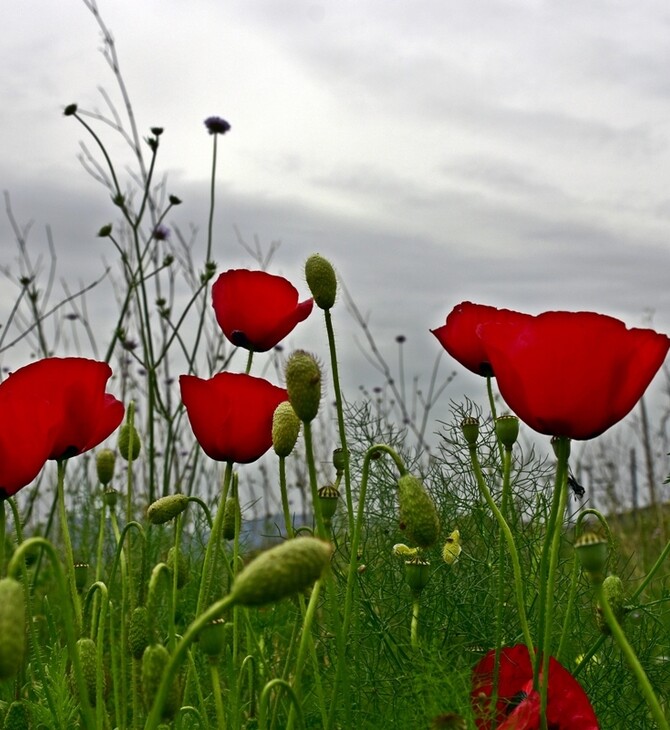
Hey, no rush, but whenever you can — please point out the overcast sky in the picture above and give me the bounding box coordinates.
[3,0,670,463]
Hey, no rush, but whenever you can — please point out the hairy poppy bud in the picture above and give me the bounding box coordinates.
[222,495,241,541]
[305,254,337,310]
[147,494,189,525]
[285,351,322,423]
[575,532,608,584]
[596,574,626,635]
[118,423,141,461]
[230,537,333,607]
[0,578,25,680]
[96,448,116,485]
[141,644,182,719]
[128,606,151,660]
[272,401,301,457]
[167,548,190,589]
[72,637,101,706]
[495,415,519,449]
[397,474,440,549]
[317,485,340,524]
[3,700,30,730]
[460,417,480,446]
[404,558,431,594]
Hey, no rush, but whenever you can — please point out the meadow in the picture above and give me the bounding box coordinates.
[0,4,669,728]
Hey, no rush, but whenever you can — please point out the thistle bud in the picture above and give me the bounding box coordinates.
[141,644,182,719]
[305,254,337,310]
[147,494,190,525]
[128,606,151,660]
[118,423,141,461]
[285,350,322,423]
[167,548,190,589]
[317,485,340,524]
[222,495,241,541]
[0,578,26,680]
[397,474,440,549]
[229,537,333,607]
[460,417,480,446]
[495,415,519,449]
[575,532,609,584]
[404,558,431,595]
[96,448,116,485]
[596,574,626,635]
[272,401,301,457]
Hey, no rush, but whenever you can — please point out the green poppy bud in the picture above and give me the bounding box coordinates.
[128,606,151,660]
[167,548,190,589]
[3,701,30,730]
[141,644,182,719]
[96,448,116,485]
[495,415,519,449]
[397,474,440,549]
[118,423,141,461]
[285,351,322,423]
[230,537,333,607]
[222,495,241,541]
[305,254,337,310]
[72,637,100,706]
[272,401,301,457]
[0,578,26,680]
[596,574,626,635]
[147,494,190,525]
[460,417,480,446]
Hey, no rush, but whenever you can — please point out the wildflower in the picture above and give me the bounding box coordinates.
[212,269,313,352]
[152,224,170,241]
[442,529,462,565]
[180,372,287,463]
[0,358,124,462]
[471,644,599,729]
[204,116,231,135]
[478,310,670,440]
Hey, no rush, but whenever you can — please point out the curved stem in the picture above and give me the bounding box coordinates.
[259,679,305,730]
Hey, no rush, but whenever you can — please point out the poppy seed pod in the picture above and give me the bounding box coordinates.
[103,487,119,509]
[229,537,333,607]
[305,254,337,310]
[118,423,141,461]
[404,558,431,594]
[147,494,190,525]
[272,401,301,457]
[332,447,348,473]
[96,448,116,485]
[575,532,609,583]
[317,485,340,524]
[74,563,89,593]
[285,351,322,423]
[199,618,232,658]
[460,417,480,446]
[495,415,519,449]
[0,578,25,680]
[397,474,440,549]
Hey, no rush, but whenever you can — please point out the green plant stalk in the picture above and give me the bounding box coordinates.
[187,496,214,530]
[108,599,123,730]
[486,375,506,466]
[410,596,421,648]
[596,582,669,728]
[9,538,96,729]
[187,649,211,730]
[324,308,355,536]
[56,459,83,632]
[237,654,258,726]
[196,461,233,616]
[467,443,535,659]
[84,582,109,730]
[536,436,570,728]
[209,661,227,730]
[260,679,305,730]
[279,456,294,539]
[302,421,327,539]
[91,497,107,639]
[147,562,173,648]
[170,513,184,652]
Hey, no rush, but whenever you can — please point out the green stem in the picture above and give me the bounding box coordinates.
[209,661,227,730]
[56,459,82,632]
[278,457,294,539]
[259,680,305,730]
[302,421,327,539]
[410,596,421,649]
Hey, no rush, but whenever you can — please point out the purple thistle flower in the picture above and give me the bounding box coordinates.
[204,116,231,135]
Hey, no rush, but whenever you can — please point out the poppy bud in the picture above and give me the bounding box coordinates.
[74,563,89,593]
[72,637,101,706]
[495,415,519,449]
[0,578,25,680]
[147,494,189,525]
[97,223,113,238]
[317,485,339,524]
[199,618,232,658]
[595,574,626,635]
[460,417,480,446]
[285,351,322,423]
[222,495,241,541]
[229,537,333,607]
[575,532,608,584]
[167,548,190,589]
[118,423,141,461]
[3,700,30,730]
[64,103,78,116]
[128,606,151,660]
[96,448,116,485]
[404,558,431,595]
[332,447,348,473]
[141,644,182,719]
[272,401,301,457]
[305,254,337,310]
[397,474,440,549]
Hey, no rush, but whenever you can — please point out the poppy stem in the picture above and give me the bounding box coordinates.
[278,456,294,539]
[56,459,83,633]
[485,375,505,467]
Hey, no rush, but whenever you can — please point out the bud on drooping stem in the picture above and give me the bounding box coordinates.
[595,574,627,635]
[397,474,440,549]
[147,494,190,525]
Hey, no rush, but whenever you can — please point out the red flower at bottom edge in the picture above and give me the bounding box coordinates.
[471,645,599,730]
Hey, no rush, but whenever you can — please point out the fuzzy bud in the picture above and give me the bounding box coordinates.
[229,537,333,607]
[305,254,337,310]
[167,548,190,589]
[222,495,241,541]
[96,448,116,485]
[272,401,301,457]
[495,415,519,449]
[141,644,182,719]
[118,423,141,461]
[128,606,151,660]
[397,474,440,549]
[147,494,190,525]
[72,638,101,706]
[0,578,25,680]
[596,574,626,635]
[3,701,30,730]
[285,351,322,422]
[404,558,431,595]
[460,417,480,446]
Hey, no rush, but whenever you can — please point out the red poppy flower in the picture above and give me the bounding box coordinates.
[1,358,125,461]
[211,269,313,352]
[477,311,670,440]
[180,372,287,463]
[471,644,599,730]
[0,376,58,499]
[431,302,530,376]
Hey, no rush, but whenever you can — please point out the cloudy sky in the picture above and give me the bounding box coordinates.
[3,0,670,462]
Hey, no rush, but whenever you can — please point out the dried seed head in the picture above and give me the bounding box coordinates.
[397,474,440,549]
[230,537,333,607]
[147,494,190,525]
